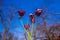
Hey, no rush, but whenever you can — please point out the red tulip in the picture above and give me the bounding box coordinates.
[29,13,35,23]
[24,24,30,29]
[35,9,42,16]
[29,13,34,19]
[18,10,25,16]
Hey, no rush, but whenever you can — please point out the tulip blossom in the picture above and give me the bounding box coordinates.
[18,10,25,16]
[29,13,34,19]
[35,9,42,16]
[24,24,30,29]
[29,13,35,23]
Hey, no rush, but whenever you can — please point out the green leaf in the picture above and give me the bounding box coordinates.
[27,31,32,40]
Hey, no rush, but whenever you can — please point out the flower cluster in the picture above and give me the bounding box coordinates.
[18,9,42,29]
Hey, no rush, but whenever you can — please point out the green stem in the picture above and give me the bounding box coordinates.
[19,17,34,40]
[31,23,34,33]
[20,19,27,32]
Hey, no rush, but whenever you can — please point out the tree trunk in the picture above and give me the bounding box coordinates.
[3,31,7,40]
[3,23,8,40]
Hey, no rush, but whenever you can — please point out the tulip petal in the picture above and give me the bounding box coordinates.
[20,19,27,32]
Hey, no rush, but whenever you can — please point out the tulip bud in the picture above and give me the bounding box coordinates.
[29,13,35,23]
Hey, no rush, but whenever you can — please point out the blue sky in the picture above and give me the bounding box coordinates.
[0,0,60,39]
